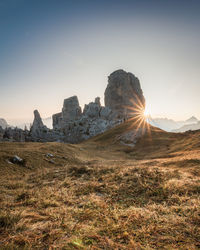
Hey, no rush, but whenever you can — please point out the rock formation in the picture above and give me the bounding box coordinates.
[32,110,44,129]
[0,69,145,143]
[29,110,64,142]
[52,96,117,143]
[51,69,145,143]
[30,110,47,138]
[62,96,82,123]
[0,118,9,129]
[104,69,145,119]
[1,127,28,142]
[83,100,101,118]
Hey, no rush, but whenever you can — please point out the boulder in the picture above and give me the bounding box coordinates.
[10,155,24,165]
[104,69,145,119]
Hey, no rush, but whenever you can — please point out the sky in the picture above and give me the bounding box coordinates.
[0,0,200,125]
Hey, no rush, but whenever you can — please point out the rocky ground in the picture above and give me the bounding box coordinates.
[0,120,199,249]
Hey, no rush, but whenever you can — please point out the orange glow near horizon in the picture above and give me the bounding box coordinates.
[125,94,152,139]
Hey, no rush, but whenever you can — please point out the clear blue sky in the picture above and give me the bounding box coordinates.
[1,0,200,124]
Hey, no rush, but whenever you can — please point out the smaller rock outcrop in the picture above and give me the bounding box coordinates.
[33,110,44,128]
[83,99,101,118]
[30,110,48,138]
[52,96,121,143]
[30,110,64,142]
[1,127,28,142]
[62,96,82,124]
[0,118,9,129]
[95,97,101,106]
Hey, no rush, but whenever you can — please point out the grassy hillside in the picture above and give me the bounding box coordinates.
[0,121,200,249]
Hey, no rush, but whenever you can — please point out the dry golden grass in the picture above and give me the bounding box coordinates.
[0,121,200,249]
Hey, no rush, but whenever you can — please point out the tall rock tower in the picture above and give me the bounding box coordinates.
[104,69,145,119]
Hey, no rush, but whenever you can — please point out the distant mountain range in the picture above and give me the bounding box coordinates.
[172,120,200,132]
[147,116,200,132]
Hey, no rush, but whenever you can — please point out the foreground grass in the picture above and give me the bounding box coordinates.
[0,125,200,249]
[0,151,199,248]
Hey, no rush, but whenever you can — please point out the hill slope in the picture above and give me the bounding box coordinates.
[0,120,200,249]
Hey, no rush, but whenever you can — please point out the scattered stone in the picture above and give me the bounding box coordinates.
[46,153,54,157]
[44,158,55,164]
[49,159,55,164]
[95,192,105,197]
[6,160,13,164]
[10,155,24,165]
